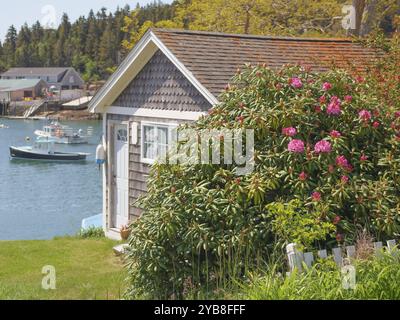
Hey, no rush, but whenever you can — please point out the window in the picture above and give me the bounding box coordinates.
[117,128,128,142]
[141,123,175,164]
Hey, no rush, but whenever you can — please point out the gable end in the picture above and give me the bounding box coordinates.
[112,50,212,113]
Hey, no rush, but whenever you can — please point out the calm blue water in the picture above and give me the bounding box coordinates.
[0,119,102,240]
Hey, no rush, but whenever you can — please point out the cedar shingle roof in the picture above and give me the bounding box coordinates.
[152,29,380,98]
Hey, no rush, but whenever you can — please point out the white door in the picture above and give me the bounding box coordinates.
[112,124,129,228]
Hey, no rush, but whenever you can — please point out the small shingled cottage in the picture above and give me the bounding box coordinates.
[89,29,378,240]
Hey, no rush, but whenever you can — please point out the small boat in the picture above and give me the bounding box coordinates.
[34,121,89,144]
[10,146,89,162]
[0,124,9,129]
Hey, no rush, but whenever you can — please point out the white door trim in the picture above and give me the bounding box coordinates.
[107,120,130,230]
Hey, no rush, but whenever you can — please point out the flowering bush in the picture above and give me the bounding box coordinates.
[126,63,400,299]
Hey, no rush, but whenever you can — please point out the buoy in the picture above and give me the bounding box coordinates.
[96,144,106,165]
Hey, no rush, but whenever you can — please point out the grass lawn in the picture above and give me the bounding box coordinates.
[0,238,127,300]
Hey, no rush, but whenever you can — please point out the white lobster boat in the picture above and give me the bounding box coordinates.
[34,122,89,145]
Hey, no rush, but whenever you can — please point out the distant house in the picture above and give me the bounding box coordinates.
[0,67,84,90]
[89,29,379,240]
[0,79,47,102]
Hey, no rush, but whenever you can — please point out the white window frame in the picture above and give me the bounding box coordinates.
[140,121,177,165]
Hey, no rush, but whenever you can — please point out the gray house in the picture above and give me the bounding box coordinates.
[89,29,378,240]
[0,67,84,90]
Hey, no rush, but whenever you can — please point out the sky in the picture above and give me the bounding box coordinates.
[0,0,172,41]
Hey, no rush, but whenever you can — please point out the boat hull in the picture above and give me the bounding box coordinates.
[10,146,88,161]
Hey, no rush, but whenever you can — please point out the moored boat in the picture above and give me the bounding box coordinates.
[10,146,89,162]
[34,122,89,144]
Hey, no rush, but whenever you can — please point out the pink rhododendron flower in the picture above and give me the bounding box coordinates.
[336,155,350,169]
[312,192,321,202]
[395,111,400,118]
[356,76,365,83]
[322,82,332,91]
[373,121,380,128]
[290,77,303,89]
[330,130,341,139]
[359,110,372,121]
[360,154,368,161]
[333,216,341,225]
[314,140,332,154]
[315,105,322,113]
[344,95,353,103]
[328,165,335,173]
[341,176,349,184]
[326,96,342,115]
[236,116,244,124]
[319,96,327,104]
[288,139,305,153]
[282,127,297,137]
[299,171,308,181]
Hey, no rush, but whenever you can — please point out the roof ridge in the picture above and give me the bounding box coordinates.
[152,28,354,43]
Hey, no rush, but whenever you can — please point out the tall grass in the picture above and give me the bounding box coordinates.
[224,252,400,300]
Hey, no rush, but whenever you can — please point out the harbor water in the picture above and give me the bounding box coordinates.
[0,119,102,240]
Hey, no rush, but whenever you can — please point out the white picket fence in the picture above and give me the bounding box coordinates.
[286,240,398,272]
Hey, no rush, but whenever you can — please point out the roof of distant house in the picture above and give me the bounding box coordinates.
[0,79,45,92]
[1,67,72,78]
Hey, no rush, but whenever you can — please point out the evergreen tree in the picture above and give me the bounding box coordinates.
[54,13,72,66]
[3,25,17,67]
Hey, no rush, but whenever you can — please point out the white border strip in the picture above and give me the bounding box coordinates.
[106,106,206,121]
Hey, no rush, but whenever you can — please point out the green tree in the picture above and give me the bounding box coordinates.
[3,25,17,66]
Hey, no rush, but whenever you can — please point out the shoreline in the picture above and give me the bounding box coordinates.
[1,109,101,121]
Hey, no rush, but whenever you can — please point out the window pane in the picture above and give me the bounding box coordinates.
[144,142,157,160]
[144,126,156,143]
[158,144,167,159]
[117,129,128,142]
[158,127,168,144]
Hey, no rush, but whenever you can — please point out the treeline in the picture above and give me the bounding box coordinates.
[0,1,175,81]
[0,0,398,81]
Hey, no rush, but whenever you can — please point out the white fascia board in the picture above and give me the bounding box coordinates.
[150,31,219,107]
[106,106,206,121]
